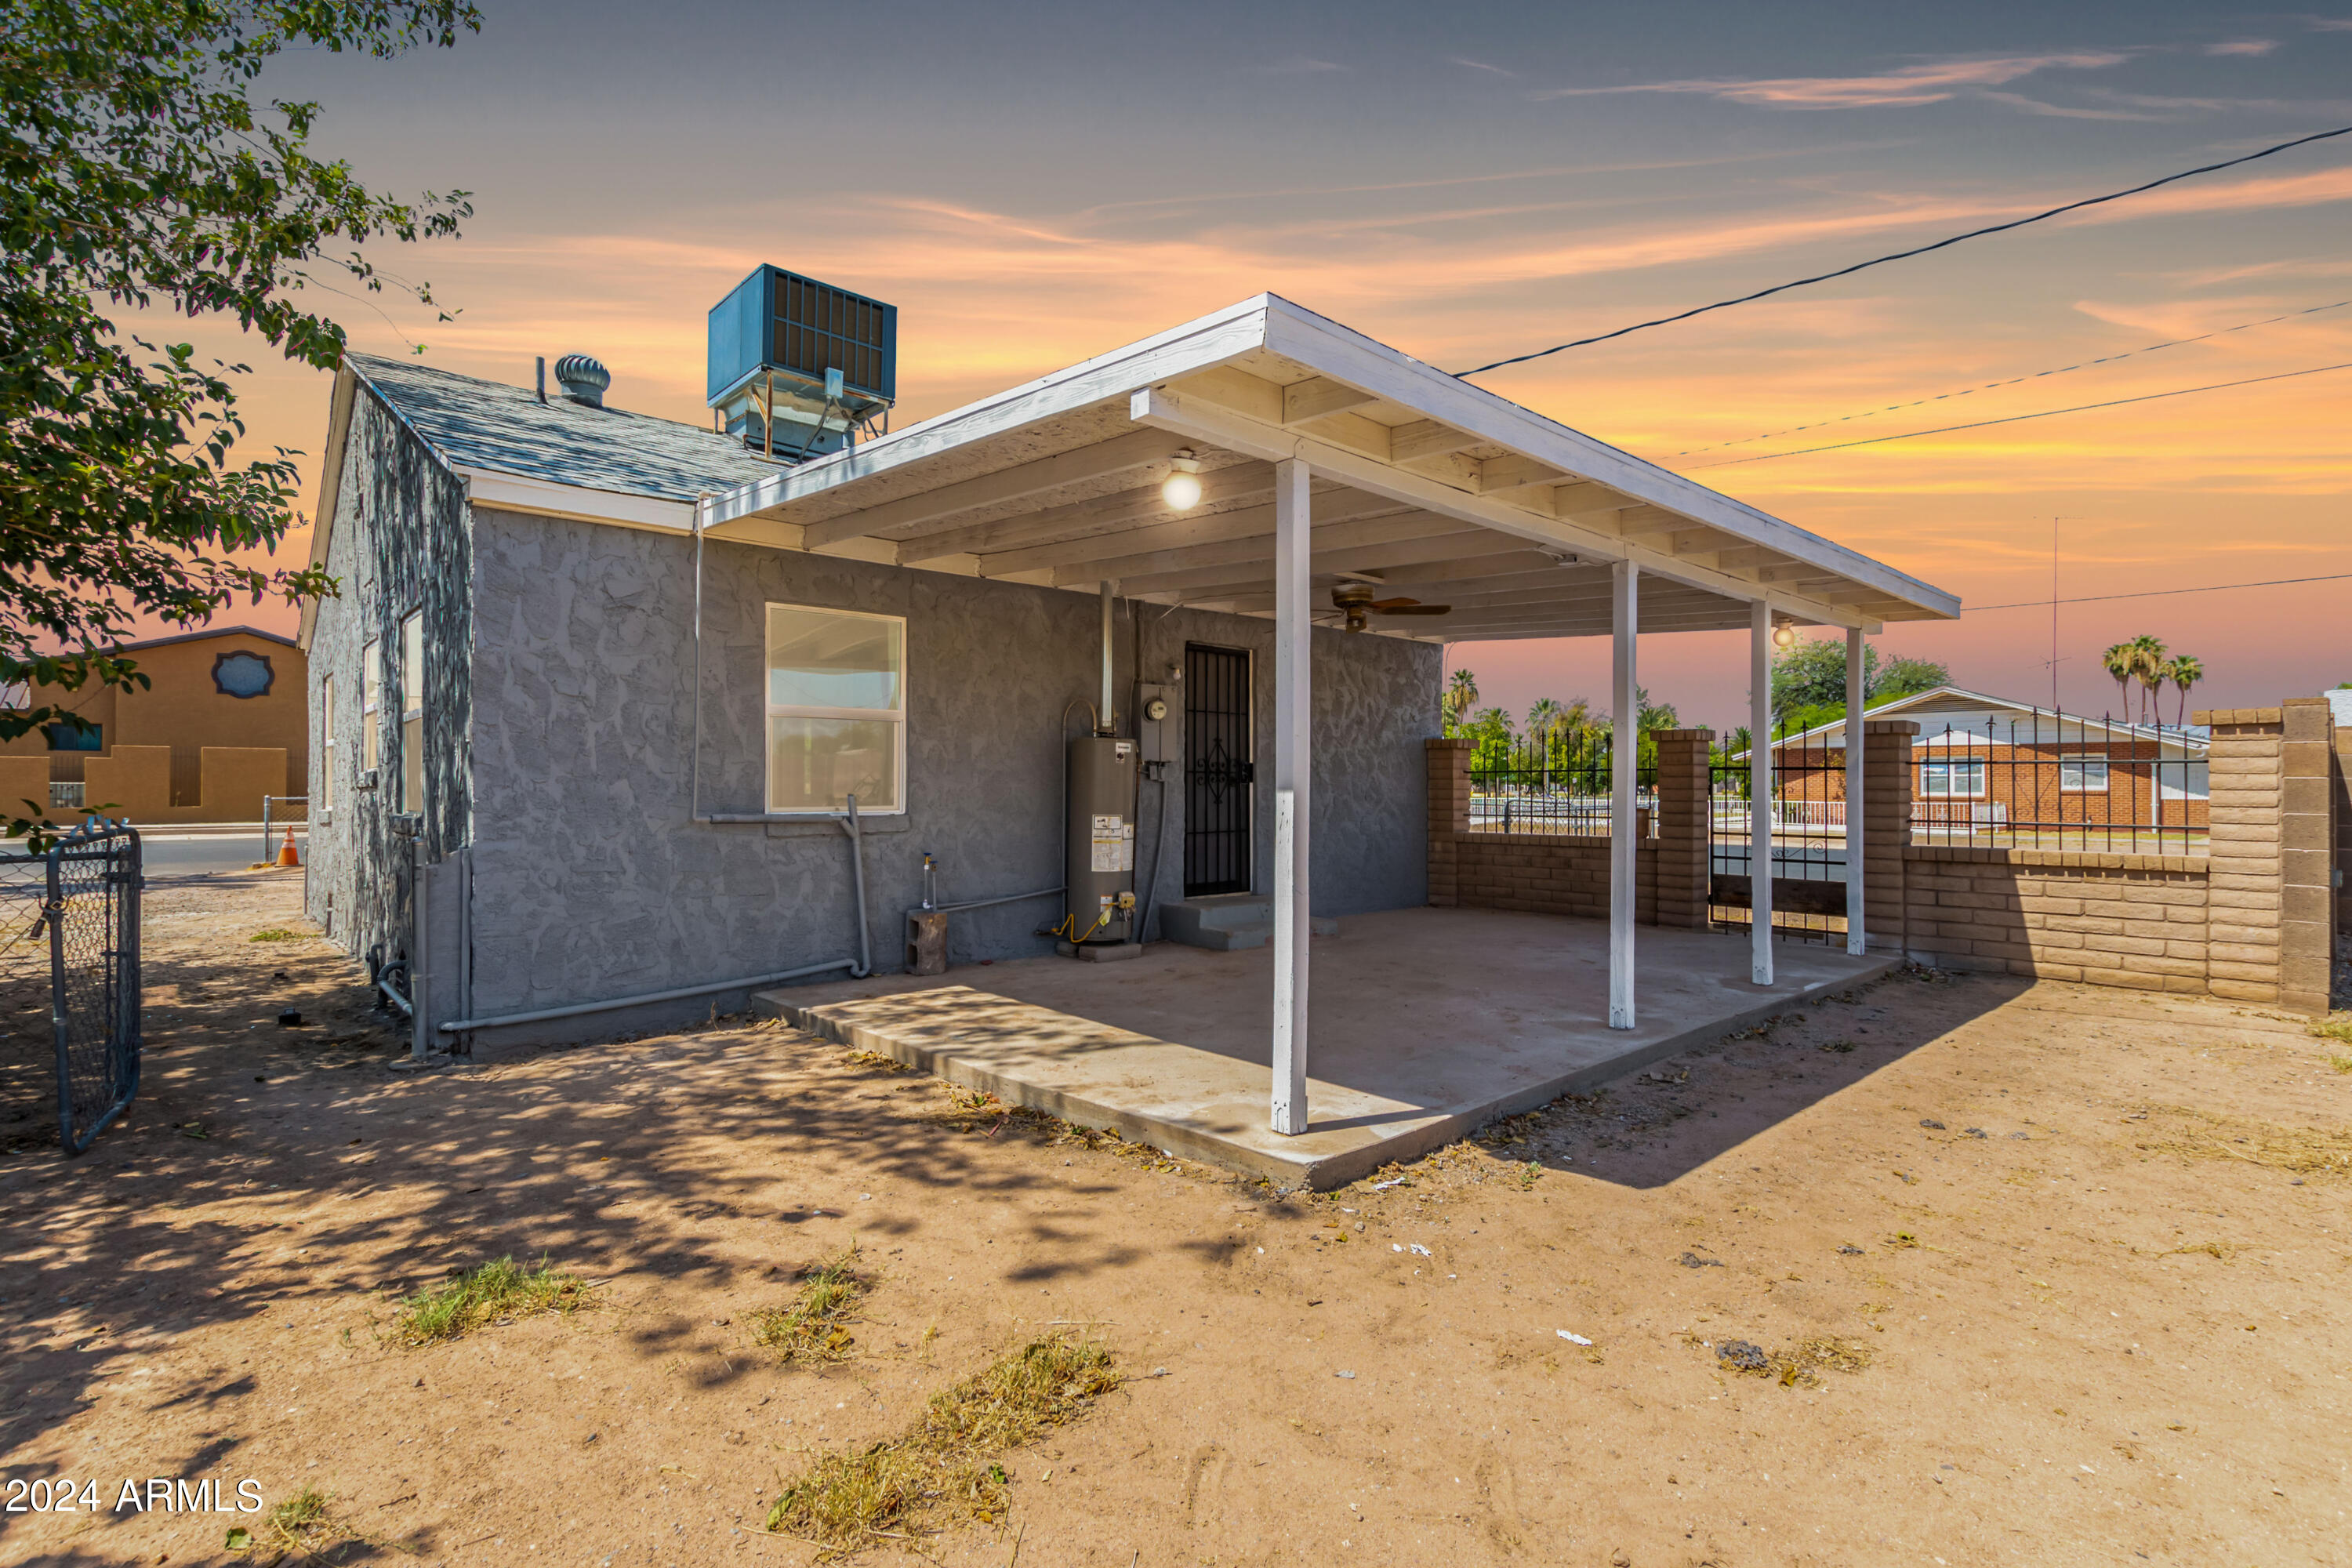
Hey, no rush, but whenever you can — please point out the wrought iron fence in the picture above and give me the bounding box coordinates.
[1468,731,1656,837]
[0,822,142,1155]
[1908,710,2207,855]
[1710,741,1846,946]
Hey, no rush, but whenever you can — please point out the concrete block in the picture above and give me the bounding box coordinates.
[2208,979,2278,1003]
[2208,958,2281,982]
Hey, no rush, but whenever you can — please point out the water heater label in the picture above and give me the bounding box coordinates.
[1090,815,1132,872]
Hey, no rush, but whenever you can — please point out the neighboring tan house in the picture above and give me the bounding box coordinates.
[0,626,308,824]
[1758,684,2210,834]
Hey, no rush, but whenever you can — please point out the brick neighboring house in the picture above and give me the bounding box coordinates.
[1751,684,2210,837]
[0,625,309,825]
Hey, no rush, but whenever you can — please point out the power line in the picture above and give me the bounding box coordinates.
[1675,360,2352,469]
[1454,124,2352,378]
[1669,299,2351,457]
[1969,572,2352,612]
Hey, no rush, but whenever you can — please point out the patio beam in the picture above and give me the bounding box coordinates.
[1751,601,1774,987]
[1610,561,1638,1029]
[801,428,1194,550]
[1131,383,1877,630]
[1044,504,1441,588]
[1272,457,1312,1137]
[1283,376,1378,424]
[984,491,1407,579]
[895,461,1282,563]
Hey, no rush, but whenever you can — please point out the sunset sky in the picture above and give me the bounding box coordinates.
[183,0,2352,732]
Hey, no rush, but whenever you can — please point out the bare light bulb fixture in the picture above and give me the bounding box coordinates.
[1771,622,1796,649]
[1161,449,1203,510]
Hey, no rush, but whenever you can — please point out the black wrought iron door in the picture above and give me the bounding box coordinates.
[1183,644,1253,896]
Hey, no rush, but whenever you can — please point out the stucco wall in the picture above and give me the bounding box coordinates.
[460,507,1437,1047]
[303,387,473,980]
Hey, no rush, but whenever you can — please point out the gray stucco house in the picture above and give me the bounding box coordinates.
[297,337,1437,1054]
[299,287,1955,1090]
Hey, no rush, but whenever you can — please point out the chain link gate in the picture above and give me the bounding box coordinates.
[1,821,142,1154]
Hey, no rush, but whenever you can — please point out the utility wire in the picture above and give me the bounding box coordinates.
[1669,299,2351,457]
[1969,572,2352,612]
[1454,124,2352,377]
[1674,360,2352,469]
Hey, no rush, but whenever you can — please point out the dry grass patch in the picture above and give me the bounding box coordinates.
[2132,1105,2352,1177]
[764,1334,1122,1554]
[749,1246,867,1363]
[2310,1018,2352,1047]
[247,927,307,942]
[225,1486,362,1559]
[1707,1334,1873,1388]
[391,1255,593,1346]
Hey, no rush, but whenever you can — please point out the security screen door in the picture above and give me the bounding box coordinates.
[1182,644,1252,897]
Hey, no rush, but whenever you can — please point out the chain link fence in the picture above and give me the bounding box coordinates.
[0,822,141,1155]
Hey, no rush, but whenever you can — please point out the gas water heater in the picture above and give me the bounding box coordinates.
[1065,734,1139,944]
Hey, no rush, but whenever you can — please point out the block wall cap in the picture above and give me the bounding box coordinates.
[1864,720,1922,735]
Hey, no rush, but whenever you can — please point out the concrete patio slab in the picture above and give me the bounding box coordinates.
[753,906,1893,1189]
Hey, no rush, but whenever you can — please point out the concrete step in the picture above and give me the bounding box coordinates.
[1156,895,1338,952]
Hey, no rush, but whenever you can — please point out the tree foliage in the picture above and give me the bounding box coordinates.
[1768,637,1948,731]
[1,0,480,837]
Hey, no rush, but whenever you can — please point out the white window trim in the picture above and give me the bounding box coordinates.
[2058,754,2111,793]
[764,601,907,817]
[1918,759,1987,799]
[320,675,336,813]
[360,638,381,772]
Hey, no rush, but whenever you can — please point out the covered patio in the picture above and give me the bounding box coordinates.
[755,905,1889,1189]
[703,293,1959,1158]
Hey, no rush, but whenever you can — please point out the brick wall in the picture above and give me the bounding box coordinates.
[1424,729,1699,929]
[2334,722,2352,929]
[1888,704,2327,1013]
[1900,847,2209,993]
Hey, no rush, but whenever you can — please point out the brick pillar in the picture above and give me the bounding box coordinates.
[2279,698,2333,1015]
[1650,728,1713,930]
[1425,737,1472,907]
[1861,720,1915,954]
[2199,707,2285,1004]
[2334,718,2352,931]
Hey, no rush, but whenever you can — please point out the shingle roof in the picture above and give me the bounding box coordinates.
[347,353,782,503]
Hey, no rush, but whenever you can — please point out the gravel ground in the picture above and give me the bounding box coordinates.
[2,869,2348,1566]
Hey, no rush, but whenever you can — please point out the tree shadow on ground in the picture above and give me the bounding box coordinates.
[1464,962,2026,1191]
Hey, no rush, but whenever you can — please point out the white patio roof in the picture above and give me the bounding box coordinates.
[702,295,1959,641]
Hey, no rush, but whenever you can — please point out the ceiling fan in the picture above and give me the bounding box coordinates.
[1330,582,1450,633]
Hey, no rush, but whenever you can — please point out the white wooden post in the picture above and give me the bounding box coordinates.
[1750,601,1774,986]
[1608,561,1638,1029]
[1271,458,1311,1134]
[1845,626,1866,956]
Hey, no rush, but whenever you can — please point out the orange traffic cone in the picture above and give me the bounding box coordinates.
[278,825,300,867]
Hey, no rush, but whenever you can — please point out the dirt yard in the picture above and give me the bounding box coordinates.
[3,869,2349,1566]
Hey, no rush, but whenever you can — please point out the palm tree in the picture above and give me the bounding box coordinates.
[2100,642,2134,719]
[2166,653,2203,726]
[1526,698,1563,781]
[1444,667,1479,734]
[2129,636,2168,727]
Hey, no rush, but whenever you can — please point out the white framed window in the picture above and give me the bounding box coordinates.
[764,603,905,815]
[1918,759,1986,798]
[399,611,424,813]
[319,675,335,813]
[361,639,381,771]
[2059,755,2110,793]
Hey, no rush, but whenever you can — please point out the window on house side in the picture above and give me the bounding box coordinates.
[1918,760,1986,798]
[764,604,905,815]
[320,675,335,813]
[2059,755,2110,793]
[399,612,424,814]
[361,639,381,772]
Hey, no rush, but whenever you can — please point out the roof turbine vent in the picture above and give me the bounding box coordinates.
[553,353,611,408]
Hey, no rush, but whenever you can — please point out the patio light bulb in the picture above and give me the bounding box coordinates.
[1161,470,1203,510]
[1771,623,1795,649]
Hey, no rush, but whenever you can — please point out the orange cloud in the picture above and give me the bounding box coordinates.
[1528,52,2133,109]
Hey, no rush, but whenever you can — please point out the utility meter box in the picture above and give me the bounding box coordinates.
[1065,735,1139,945]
